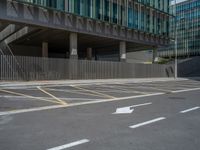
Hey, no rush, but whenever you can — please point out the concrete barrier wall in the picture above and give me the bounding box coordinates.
[178,57,200,77]
[0,55,174,81]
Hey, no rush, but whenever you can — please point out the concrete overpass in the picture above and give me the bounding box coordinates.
[0,0,170,61]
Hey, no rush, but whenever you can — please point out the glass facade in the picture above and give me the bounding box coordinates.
[159,0,200,57]
[17,0,170,37]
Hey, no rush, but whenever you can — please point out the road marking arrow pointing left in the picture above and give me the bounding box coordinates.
[112,102,152,114]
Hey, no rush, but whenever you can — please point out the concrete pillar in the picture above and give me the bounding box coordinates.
[69,32,78,59]
[42,42,48,57]
[87,48,92,60]
[152,48,158,63]
[120,41,126,62]
[69,32,78,79]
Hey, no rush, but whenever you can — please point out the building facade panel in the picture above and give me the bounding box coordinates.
[159,0,200,57]
[0,0,171,61]
[17,0,171,37]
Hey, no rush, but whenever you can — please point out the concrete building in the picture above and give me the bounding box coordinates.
[0,0,171,62]
[158,0,200,58]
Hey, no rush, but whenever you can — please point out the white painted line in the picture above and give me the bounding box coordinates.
[129,117,166,129]
[0,95,102,101]
[130,102,152,108]
[171,88,200,93]
[108,93,163,101]
[1,86,200,116]
[113,102,152,114]
[47,139,90,150]
[180,107,200,113]
[0,105,63,116]
[112,103,152,114]
[0,93,164,116]
[175,84,200,88]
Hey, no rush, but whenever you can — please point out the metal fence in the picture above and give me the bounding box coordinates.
[0,55,174,81]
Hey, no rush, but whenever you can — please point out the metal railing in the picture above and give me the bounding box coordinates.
[0,55,174,81]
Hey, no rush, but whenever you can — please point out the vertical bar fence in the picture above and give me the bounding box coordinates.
[0,55,174,81]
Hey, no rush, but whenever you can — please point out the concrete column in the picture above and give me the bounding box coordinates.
[42,42,48,57]
[69,32,78,59]
[152,48,158,63]
[87,48,92,60]
[69,32,78,79]
[120,41,126,62]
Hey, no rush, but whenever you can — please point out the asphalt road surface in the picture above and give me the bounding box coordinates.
[0,79,200,150]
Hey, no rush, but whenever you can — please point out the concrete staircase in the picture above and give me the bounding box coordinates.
[0,24,37,55]
[0,24,22,55]
[0,23,37,80]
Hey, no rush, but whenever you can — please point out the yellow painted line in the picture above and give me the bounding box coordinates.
[114,88,148,95]
[109,84,169,94]
[0,93,165,116]
[98,85,149,95]
[37,86,67,105]
[120,89,149,95]
[120,84,172,93]
[93,89,147,94]
[126,90,149,95]
[72,85,116,99]
[0,89,61,104]
[46,88,107,99]
[142,86,172,93]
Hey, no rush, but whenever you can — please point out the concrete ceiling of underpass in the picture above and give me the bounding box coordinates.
[11,28,153,52]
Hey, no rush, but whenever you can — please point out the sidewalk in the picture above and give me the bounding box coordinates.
[0,78,187,88]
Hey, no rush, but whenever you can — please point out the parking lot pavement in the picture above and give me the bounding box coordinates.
[0,80,200,150]
[0,78,200,114]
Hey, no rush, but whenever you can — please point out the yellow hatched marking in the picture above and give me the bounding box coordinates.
[0,89,61,104]
[37,86,67,105]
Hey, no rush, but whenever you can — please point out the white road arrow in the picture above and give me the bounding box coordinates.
[112,102,152,114]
